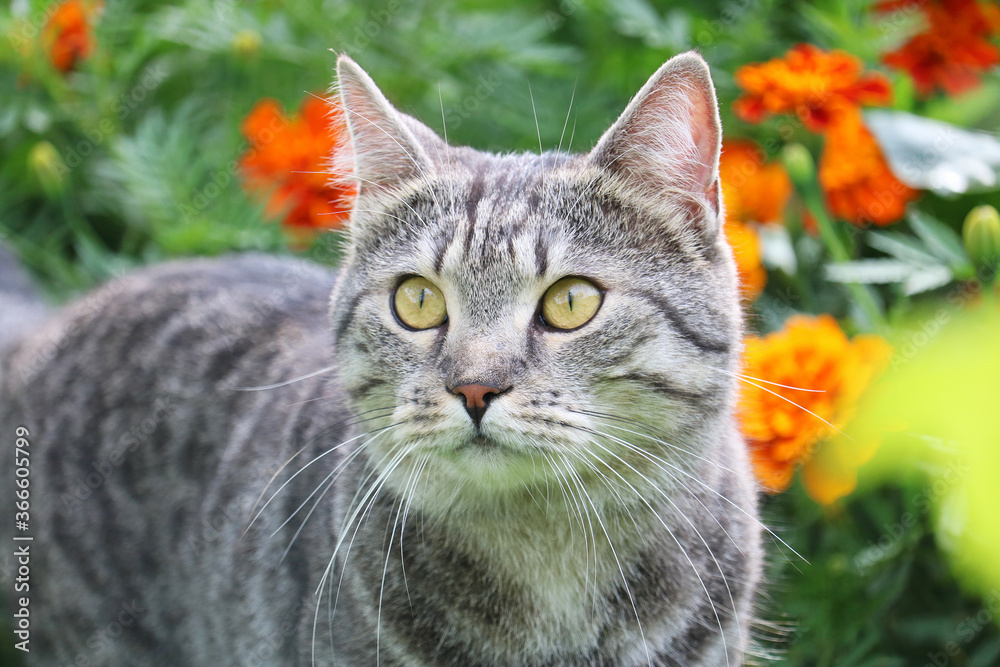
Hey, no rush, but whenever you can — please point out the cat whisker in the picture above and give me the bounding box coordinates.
[330,170,437,231]
[568,408,741,476]
[557,77,578,154]
[398,454,430,615]
[588,425,743,553]
[572,435,740,664]
[438,81,449,145]
[283,392,346,409]
[567,115,578,153]
[528,80,543,154]
[232,364,337,391]
[245,418,399,535]
[313,439,419,665]
[275,426,399,565]
[556,451,653,667]
[246,407,396,531]
[543,451,590,601]
[572,415,806,564]
[331,103,449,217]
[329,441,423,604]
[711,366,826,393]
[377,447,428,664]
[708,366,845,437]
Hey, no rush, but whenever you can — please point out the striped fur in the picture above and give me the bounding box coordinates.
[1,52,760,666]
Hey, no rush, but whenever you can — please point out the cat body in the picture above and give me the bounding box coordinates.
[2,53,761,666]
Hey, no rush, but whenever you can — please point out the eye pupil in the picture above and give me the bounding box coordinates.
[393,277,448,330]
[541,277,602,330]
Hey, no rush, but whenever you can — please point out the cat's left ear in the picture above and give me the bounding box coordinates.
[334,54,439,198]
[589,52,722,231]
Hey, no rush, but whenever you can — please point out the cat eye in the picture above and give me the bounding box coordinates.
[393,276,448,330]
[540,277,603,330]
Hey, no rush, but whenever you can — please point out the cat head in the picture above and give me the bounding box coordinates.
[328,53,741,513]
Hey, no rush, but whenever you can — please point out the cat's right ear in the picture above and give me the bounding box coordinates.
[588,52,723,235]
[334,55,434,197]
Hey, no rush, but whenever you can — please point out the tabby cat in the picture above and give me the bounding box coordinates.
[1,52,761,666]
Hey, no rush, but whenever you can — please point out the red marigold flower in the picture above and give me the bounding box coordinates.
[41,0,102,73]
[879,0,1000,96]
[239,94,357,231]
[734,44,893,132]
[738,315,891,502]
[818,107,920,226]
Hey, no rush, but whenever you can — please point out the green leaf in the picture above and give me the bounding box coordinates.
[866,230,939,265]
[907,209,972,271]
[824,259,915,284]
[902,265,953,296]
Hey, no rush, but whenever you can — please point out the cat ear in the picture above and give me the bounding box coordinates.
[334,55,435,196]
[589,52,722,227]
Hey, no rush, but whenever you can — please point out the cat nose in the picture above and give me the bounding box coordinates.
[450,383,507,428]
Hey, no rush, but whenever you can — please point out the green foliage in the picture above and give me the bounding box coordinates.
[2,1,998,665]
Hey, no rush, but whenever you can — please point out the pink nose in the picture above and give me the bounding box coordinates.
[451,383,508,429]
[451,384,500,409]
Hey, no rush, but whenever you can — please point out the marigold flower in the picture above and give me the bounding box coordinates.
[720,140,793,226]
[239,94,356,231]
[733,44,893,132]
[879,0,1000,96]
[718,140,793,300]
[738,314,891,502]
[818,107,919,226]
[723,219,767,301]
[41,0,102,73]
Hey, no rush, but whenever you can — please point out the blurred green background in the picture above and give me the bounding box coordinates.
[2,0,999,665]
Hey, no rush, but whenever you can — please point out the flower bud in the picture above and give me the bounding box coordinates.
[780,143,816,189]
[963,205,1000,270]
[231,29,261,58]
[28,141,67,196]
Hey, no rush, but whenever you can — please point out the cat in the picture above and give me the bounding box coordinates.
[1,51,762,666]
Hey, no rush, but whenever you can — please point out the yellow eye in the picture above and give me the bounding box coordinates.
[541,277,602,330]
[393,276,448,330]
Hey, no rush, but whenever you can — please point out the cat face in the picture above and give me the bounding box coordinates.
[329,54,742,512]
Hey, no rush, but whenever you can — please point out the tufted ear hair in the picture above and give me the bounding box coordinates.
[334,55,441,197]
[589,52,722,231]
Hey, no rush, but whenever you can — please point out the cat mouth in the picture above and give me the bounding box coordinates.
[467,434,501,450]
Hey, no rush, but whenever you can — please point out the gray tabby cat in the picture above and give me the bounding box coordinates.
[1,52,761,666]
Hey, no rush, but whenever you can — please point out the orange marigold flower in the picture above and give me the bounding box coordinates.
[239,94,357,231]
[879,0,1000,96]
[41,0,102,73]
[738,314,891,502]
[818,107,919,226]
[718,140,792,300]
[724,219,767,301]
[720,139,793,226]
[733,44,893,133]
